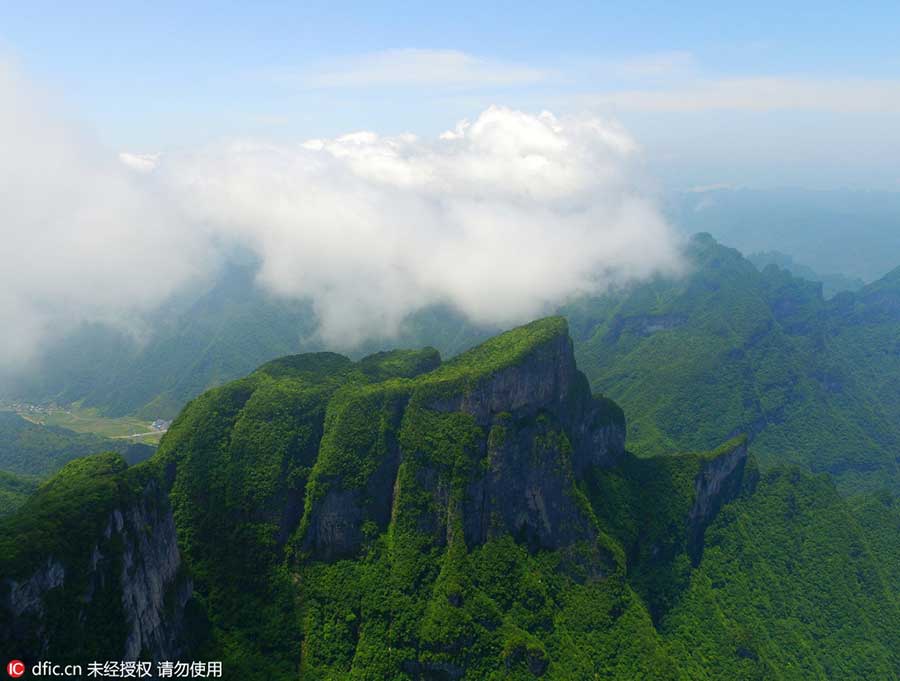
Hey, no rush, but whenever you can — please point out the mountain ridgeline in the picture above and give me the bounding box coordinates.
[3,318,900,679]
[6,234,900,497]
[0,262,490,421]
[566,233,900,493]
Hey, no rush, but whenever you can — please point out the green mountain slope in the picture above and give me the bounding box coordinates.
[566,234,900,493]
[5,318,899,679]
[0,411,154,478]
[0,469,39,517]
[664,469,900,680]
[4,262,491,420]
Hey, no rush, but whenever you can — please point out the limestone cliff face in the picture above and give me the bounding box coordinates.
[118,480,193,660]
[426,330,579,424]
[1,480,191,661]
[687,439,750,564]
[429,330,625,473]
[459,411,597,552]
[302,322,626,564]
[5,558,66,623]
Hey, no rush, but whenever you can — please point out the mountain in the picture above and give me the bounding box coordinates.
[0,470,38,517]
[5,236,900,496]
[747,250,864,298]
[3,318,899,679]
[667,187,900,282]
[3,262,491,420]
[565,234,900,494]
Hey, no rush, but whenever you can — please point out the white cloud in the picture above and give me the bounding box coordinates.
[587,77,900,113]
[158,105,682,345]
[0,63,211,369]
[289,49,553,89]
[118,151,161,171]
[0,60,683,366]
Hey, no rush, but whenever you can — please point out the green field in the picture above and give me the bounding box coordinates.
[10,404,164,445]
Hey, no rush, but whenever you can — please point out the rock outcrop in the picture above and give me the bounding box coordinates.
[5,558,66,620]
[1,475,191,662]
[687,438,750,563]
[301,318,626,563]
[119,480,193,660]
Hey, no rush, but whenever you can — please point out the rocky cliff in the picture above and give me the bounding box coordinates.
[686,438,751,563]
[1,317,757,677]
[298,317,626,564]
[0,454,191,663]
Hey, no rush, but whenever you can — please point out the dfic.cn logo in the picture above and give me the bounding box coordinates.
[6,660,25,678]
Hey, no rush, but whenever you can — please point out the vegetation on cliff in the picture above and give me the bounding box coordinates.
[4,319,900,678]
[566,233,900,493]
[0,453,136,658]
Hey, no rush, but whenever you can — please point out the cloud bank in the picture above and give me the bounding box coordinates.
[0,64,209,368]
[157,107,682,344]
[0,63,683,368]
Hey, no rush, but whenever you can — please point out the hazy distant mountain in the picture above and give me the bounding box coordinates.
[3,262,492,420]
[668,188,900,282]
[748,250,865,298]
[565,234,900,493]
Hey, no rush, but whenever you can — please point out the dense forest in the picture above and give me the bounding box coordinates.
[3,318,899,679]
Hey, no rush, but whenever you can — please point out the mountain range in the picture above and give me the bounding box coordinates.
[566,234,900,494]
[6,234,900,498]
[2,318,899,679]
[667,188,900,282]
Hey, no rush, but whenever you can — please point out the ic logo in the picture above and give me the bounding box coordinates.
[6,660,25,678]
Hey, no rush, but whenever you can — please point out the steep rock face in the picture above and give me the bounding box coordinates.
[426,330,578,423]
[303,486,365,562]
[301,388,409,561]
[687,439,750,563]
[300,318,626,563]
[1,472,191,661]
[460,412,596,552]
[5,558,66,620]
[118,480,193,659]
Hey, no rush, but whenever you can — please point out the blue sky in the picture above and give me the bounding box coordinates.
[2,0,900,189]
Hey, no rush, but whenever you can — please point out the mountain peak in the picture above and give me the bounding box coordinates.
[415,316,578,424]
[432,316,570,379]
[297,316,624,561]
